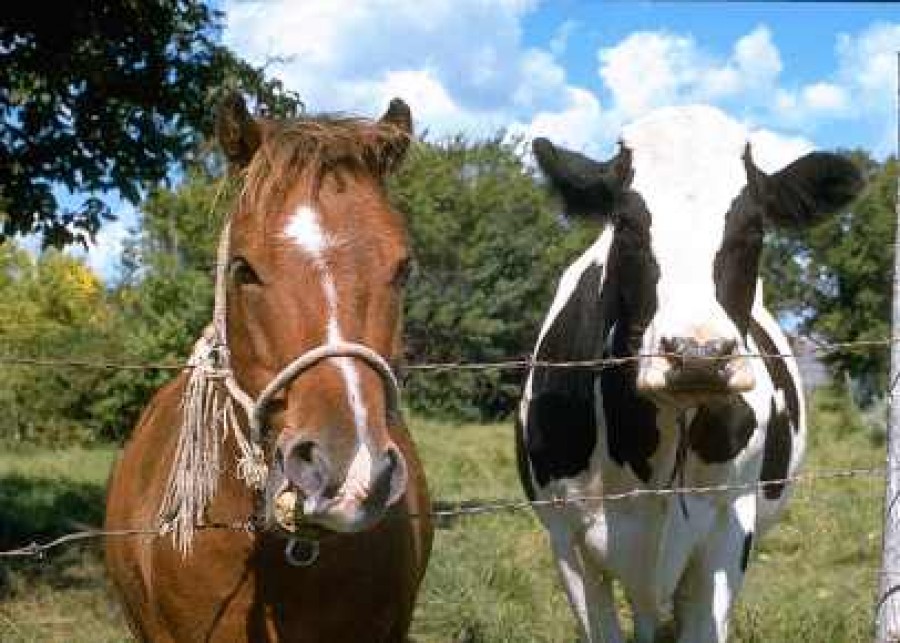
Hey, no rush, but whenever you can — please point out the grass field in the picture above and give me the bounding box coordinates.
[0,389,885,642]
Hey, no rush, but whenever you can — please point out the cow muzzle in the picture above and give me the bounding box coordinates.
[268,436,408,535]
[637,336,755,402]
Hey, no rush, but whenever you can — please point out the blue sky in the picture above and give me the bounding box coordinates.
[66,1,900,279]
[223,1,900,155]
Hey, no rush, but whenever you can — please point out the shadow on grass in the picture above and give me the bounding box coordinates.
[0,474,108,595]
[0,474,106,547]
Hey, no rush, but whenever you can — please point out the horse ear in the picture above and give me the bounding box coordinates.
[376,97,413,174]
[745,147,864,228]
[533,138,632,219]
[216,91,262,170]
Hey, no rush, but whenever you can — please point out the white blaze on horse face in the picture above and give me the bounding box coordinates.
[622,106,748,386]
[284,203,374,494]
[285,204,331,257]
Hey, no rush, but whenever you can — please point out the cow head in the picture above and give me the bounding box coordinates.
[534,107,863,407]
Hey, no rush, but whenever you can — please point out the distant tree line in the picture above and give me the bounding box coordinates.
[0,3,893,443]
[0,138,893,443]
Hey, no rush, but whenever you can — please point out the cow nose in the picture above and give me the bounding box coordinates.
[279,438,331,500]
[659,336,740,392]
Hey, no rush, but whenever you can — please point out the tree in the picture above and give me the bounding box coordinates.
[394,135,596,420]
[1,1,299,247]
[0,243,117,443]
[89,167,227,439]
[762,152,895,398]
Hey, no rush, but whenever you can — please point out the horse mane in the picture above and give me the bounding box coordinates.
[239,115,410,212]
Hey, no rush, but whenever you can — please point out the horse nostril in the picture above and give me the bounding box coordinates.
[370,445,408,507]
[281,439,330,499]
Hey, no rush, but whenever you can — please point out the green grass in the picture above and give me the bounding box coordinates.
[0,390,886,641]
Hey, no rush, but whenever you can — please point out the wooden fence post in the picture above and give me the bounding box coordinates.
[875,51,900,643]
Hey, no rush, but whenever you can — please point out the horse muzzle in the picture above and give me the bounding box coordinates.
[267,437,407,534]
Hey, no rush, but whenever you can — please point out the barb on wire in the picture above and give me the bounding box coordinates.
[0,336,895,375]
[0,466,884,560]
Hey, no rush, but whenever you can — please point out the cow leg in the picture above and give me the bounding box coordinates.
[674,495,755,643]
[549,529,624,643]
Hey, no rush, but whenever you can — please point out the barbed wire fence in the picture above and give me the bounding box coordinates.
[0,336,894,562]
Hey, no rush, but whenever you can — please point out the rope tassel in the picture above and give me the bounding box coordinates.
[157,330,266,555]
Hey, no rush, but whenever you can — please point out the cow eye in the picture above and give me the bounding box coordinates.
[391,257,412,288]
[228,257,261,286]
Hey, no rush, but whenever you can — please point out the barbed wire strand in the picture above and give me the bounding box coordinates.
[0,336,895,374]
[0,465,884,560]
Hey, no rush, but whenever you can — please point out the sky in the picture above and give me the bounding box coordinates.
[76,1,900,280]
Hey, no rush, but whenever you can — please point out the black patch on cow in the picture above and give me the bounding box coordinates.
[523,188,661,487]
[741,532,753,572]
[593,196,661,483]
[688,397,757,464]
[514,417,537,501]
[714,190,765,337]
[749,319,800,432]
[760,398,793,500]
[524,262,607,487]
[599,364,659,482]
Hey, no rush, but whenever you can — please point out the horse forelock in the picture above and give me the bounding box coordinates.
[238,116,409,216]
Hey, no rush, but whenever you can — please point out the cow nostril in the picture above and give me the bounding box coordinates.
[660,336,672,355]
[281,439,330,499]
[719,339,738,357]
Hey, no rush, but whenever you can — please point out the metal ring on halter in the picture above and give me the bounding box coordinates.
[285,537,320,567]
[248,342,402,444]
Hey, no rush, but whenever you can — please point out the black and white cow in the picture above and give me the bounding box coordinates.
[517,106,863,643]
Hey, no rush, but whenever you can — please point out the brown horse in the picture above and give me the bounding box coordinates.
[105,93,432,642]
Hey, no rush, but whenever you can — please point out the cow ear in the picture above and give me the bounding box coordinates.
[755,151,864,227]
[533,138,632,219]
[216,91,262,170]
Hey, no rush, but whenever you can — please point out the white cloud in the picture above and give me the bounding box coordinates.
[223,0,561,136]
[596,25,782,120]
[513,87,605,151]
[746,128,814,172]
[768,21,899,146]
[733,26,782,86]
[836,22,900,106]
[597,31,697,119]
[800,82,849,113]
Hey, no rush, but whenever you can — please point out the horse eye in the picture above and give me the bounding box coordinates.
[391,257,412,288]
[229,257,261,286]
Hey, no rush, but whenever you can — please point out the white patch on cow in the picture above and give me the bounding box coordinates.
[734,493,756,536]
[712,569,731,634]
[622,105,747,347]
[284,204,373,493]
[284,204,332,258]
